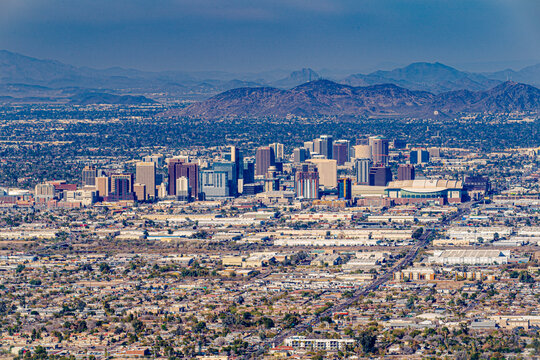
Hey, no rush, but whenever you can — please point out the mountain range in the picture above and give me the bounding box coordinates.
[1,49,540,108]
[175,80,540,119]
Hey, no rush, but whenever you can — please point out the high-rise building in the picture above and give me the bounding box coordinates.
[313,138,322,156]
[369,165,392,186]
[243,160,255,185]
[95,176,110,198]
[213,161,238,197]
[410,149,430,165]
[333,140,350,165]
[319,135,334,159]
[168,159,198,198]
[255,146,275,176]
[176,176,190,200]
[34,183,55,202]
[307,159,337,188]
[303,141,315,154]
[199,170,230,198]
[136,162,156,200]
[269,143,284,161]
[293,148,309,163]
[397,164,415,181]
[82,165,98,187]
[353,144,372,160]
[133,183,146,202]
[370,136,389,165]
[106,177,135,201]
[294,164,319,199]
[338,178,352,200]
[143,154,164,167]
[110,174,133,195]
[355,158,372,185]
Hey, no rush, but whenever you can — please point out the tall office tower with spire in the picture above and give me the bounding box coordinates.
[369,136,389,165]
[135,162,156,200]
[255,146,275,176]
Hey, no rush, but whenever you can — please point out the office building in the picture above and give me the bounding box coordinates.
[110,174,133,195]
[369,136,389,165]
[303,141,314,154]
[293,147,308,163]
[106,177,135,201]
[397,164,415,181]
[269,143,284,161]
[200,170,230,198]
[213,161,238,197]
[319,135,333,159]
[133,183,146,202]
[82,165,98,187]
[95,176,110,198]
[353,144,372,160]
[333,140,350,165]
[369,165,392,186]
[338,178,352,200]
[143,154,164,167]
[294,164,319,199]
[176,176,191,201]
[168,159,198,198]
[255,146,275,176]
[313,138,322,156]
[355,158,372,185]
[307,159,337,188]
[243,160,255,185]
[136,162,156,200]
[35,183,55,202]
[410,149,430,164]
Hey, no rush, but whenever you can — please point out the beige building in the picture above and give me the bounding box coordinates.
[307,158,337,188]
[95,176,110,197]
[136,161,156,200]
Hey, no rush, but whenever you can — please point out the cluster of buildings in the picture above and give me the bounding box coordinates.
[18,135,492,209]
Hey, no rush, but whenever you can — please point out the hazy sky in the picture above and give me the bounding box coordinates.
[1,0,539,72]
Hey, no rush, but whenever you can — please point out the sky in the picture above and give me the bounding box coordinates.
[0,0,539,73]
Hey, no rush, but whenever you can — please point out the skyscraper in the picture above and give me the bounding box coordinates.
[319,135,333,159]
[136,161,156,200]
[255,146,275,176]
[370,136,389,165]
[397,164,415,181]
[269,143,284,161]
[333,140,350,165]
[110,174,133,195]
[369,165,392,186]
[213,161,238,197]
[95,176,110,198]
[82,165,98,187]
[168,159,198,198]
[293,148,308,163]
[307,159,337,188]
[353,144,372,160]
[410,149,430,165]
[338,178,352,200]
[355,158,372,185]
[294,164,319,199]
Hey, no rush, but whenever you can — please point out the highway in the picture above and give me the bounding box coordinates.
[242,201,476,359]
